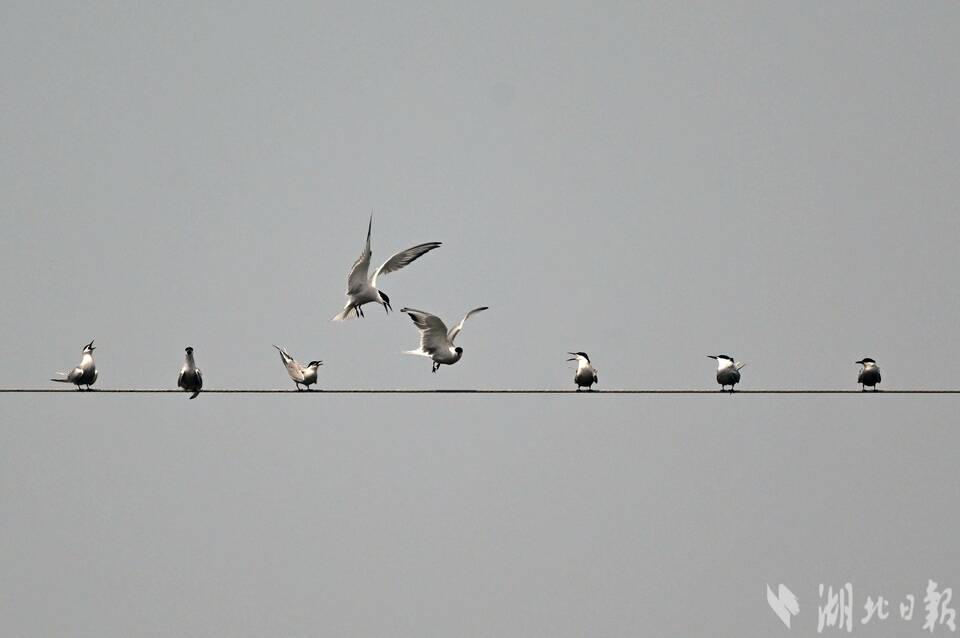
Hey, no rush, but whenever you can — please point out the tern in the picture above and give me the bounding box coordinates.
[855,358,881,391]
[567,352,598,391]
[401,306,488,372]
[333,217,441,321]
[51,340,98,390]
[708,354,745,392]
[177,346,203,399]
[273,345,322,391]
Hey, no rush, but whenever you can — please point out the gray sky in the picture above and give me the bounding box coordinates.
[1,2,958,636]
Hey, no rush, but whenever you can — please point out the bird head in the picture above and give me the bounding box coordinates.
[455,347,463,355]
[856,358,876,366]
[185,346,194,354]
[379,290,392,312]
[307,360,323,368]
[567,352,590,363]
[83,340,95,353]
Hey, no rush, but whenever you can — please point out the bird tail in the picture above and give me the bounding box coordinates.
[50,377,72,382]
[735,362,746,371]
[189,390,200,400]
[332,304,356,321]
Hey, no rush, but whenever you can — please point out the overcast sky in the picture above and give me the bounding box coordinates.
[2,2,959,636]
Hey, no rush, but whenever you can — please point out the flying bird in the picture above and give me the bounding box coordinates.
[177,346,203,399]
[273,345,322,391]
[401,306,488,372]
[333,216,441,321]
[708,354,745,392]
[567,352,598,391]
[856,358,881,391]
[51,340,98,390]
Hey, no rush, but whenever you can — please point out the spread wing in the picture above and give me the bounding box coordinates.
[371,242,441,288]
[346,216,373,294]
[401,308,450,355]
[448,306,488,342]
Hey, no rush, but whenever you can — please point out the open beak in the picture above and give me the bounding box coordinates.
[566,358,576,362]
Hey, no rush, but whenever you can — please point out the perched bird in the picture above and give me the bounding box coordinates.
[273,345,322,391]
[51,340,98,390]
[401,306,488,372]
[708,354,745,392]
[856,358,881,391]
[177,346,203,399]
[567,352,598,391]
[333,216,441,321]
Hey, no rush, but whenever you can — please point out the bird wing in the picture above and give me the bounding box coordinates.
[273,345,305,382]
[448,306,488,342]
[196,368,203,389]
[401,308,450,355]
[177,370,183,388]
[371,242,441,288]
[67,366,84,383]
[346,217,373,294]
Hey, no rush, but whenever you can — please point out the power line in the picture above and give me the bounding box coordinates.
[1,389,959,394]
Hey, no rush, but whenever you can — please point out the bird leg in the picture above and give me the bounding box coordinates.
[432,361,439,373]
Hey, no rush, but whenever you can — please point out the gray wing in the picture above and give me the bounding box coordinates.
[448,306,488,342]
[67,366,84,383]
[401,308,450,355]
[195,368,203,390]
[274,345,305,382]
[346,217,373,293]
[371,242,442,287]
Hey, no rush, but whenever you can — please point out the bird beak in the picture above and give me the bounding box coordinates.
[707,355,717,359]
[566,358,576,362]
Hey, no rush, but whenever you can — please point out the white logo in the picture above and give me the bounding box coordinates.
[768,583,800,628]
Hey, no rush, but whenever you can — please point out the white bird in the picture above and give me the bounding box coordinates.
[177,346,203,399]
[856,357,881,391]
[707,354,745,392]
[401,306,488,372]
[273,345,322,391]
[566,352,598,391]
[51,340,98,390]
[333,216,441,321]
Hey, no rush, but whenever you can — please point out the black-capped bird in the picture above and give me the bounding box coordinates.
[856,358,881,391]
[51,340,98,390]
[400,306,488,373]
[567,352,598,391]
[177,346,203,399]
[333,216,441,321]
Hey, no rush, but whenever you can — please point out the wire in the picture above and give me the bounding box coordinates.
[1,389,958,394]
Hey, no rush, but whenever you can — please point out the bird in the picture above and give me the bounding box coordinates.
[567,352,598,391]
[177,346,203,399]
[856,358,881,391]
[51,339,98,390]
[332,216,441,321]
[273,345,322,391]
[708,354,745,392]
[400,306,488,372]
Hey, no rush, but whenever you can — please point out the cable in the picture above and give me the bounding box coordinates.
[1,389,958,394]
